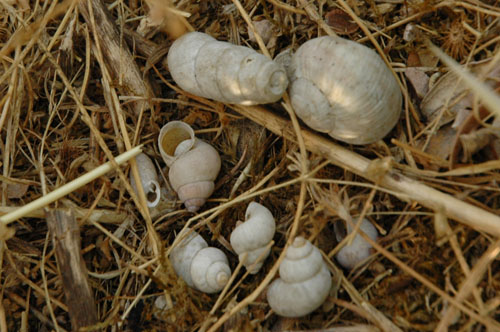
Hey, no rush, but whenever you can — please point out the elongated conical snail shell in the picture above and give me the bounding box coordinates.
[230,202,275,274]
[166,31,288,105]
[130,153,161,208]
[288,35,402,145]
[267,237,332,317]
[335,218,378,270]
[158,121,221,212]
[170,228,231,293]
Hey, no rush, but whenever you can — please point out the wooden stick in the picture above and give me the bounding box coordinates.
[233,105,500,237]
[45,210,98,331]
[0,145,141,225]
[78,0,155,115]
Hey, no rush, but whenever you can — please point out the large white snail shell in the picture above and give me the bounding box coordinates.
[267,237,332,317]
[170,228,231,293]
[230,202,275,274]
[166,31,288,105]
[130,153,161,208]
[335,218,378,270]
[158,121,221,212]
[288,35,402,145]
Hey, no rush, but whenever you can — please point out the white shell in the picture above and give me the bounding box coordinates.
[158,121,221,212]
[170,229,208,287]
[170,228,231,293]
[129,153,161,207]
[191,247,231,293]
[335,218,378,270]
[267,237,332,317]
[166,31,288,105]
[288,35,402,145]
[230,202,275,273]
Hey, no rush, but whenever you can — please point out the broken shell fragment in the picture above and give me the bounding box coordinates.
[130,153,161,208]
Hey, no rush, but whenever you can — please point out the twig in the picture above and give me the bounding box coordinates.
[0,146,142,225]
[78,0,155,116]
[232,104,500,237]
[46,210,98,331]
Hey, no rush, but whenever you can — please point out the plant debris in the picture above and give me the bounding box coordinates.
[1,0,500,331]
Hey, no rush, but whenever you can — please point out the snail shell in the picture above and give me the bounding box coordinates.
[166,31,288,105]
[130,153,161,208]
[170,228,231,293]
[267,237,332,317]
[158,121,221,212]
[335,218,378,270]
[230,202,275,274]
[288,35,402,145]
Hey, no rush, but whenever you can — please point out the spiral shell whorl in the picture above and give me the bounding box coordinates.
[288,36,402,144]
[230,202,275,273]
[279,237,324,283]
[177,181,214,212]
[266,237,332,317]
[166,32,214,98]
[191,247,231,293]
[167,31,288,105]
[168,140,220,191]
[169,230,208,288]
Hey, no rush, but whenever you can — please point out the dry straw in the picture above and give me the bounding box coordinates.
[0,146,142,225]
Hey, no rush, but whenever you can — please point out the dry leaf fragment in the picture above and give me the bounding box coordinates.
[248,20,275,45]
[6,183,29,199]
[416,125,456,169]
[325,9,359,35]
[407,51,421,67]
[420,61,500,127]
[404,67,429,98]
[417,49,439,68]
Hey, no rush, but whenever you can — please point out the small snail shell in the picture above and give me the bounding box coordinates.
[335,218,378,270]
[170,228,231,293]
[287,35,402,145]
[158,121,221,212]
[166,31,288,105]
[230,202,275,274]
[267,237,332,317]
[130,153,161,207]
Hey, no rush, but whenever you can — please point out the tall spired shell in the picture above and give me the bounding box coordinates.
[267,237,332,317]
[166,32,288,105]
[288,35,402,145]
